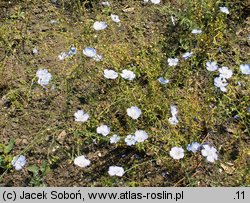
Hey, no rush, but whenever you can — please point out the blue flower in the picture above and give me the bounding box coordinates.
[93,21,107,31]
[182,52,193,60]
[187,142,201,153]
[201,145,218,163]
[240,64,250,75]
[12,155,26,170]
[68,47,77,56]
[83,47,97,58]
[158,77,169,85]
[219,7,230,14]
[36,69,52,87]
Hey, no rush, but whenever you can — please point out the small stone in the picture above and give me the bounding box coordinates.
[57,130,67,144]
[22,139,28,145]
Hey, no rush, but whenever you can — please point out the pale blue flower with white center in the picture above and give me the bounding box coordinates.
[127,106,142,120]
[192,29,202,34]
[125,135,136,146]
[158,77,169,85]
[110,134,120,144]
[83,47,97,58]
[104,69,118,79]
[240,64,250,75]
[201,145,218,163]
[97,125,110,136]
[74,110,89,123]
[206,61,218,71]
[134,130,148,143]
[108,166,125,177]
[111,14,120,23]
[169,147,184,160]
[219,66,233,79]
[214,76,228,92]
[36,69,49,78]
[74,155,90,168]
[182,52,193,60]
[36,69,52,87]
[12,155,26,171]
[219,7,230,14]
[168,58,179,66]
[187,142,201,153]
[120,69,136,81]
[93,21,107,31]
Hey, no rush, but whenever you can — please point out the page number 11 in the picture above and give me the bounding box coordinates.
[235,191,245,200]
